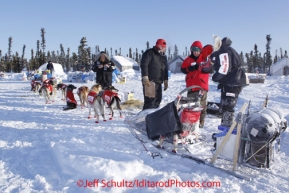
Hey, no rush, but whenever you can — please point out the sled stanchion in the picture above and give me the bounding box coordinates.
[233,119,243,171]
[211,103,248,164]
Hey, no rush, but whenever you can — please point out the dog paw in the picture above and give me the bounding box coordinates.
[95,121,99,123]
[103,120,107,122]
[88,116,91,119]
[109,117,113,120]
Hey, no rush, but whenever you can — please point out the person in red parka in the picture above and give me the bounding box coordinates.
[180,41,213,128]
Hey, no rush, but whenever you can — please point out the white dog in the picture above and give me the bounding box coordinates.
[87,84,106,123]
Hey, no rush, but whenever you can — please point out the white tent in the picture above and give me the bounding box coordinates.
[270,58,289,76]
[111,56,139,72]
[38,62,66,76]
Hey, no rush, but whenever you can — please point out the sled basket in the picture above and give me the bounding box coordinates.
[180,109,201,124]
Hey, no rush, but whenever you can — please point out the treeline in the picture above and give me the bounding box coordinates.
[0,28,287,73]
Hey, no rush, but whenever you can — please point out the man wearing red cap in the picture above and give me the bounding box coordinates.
[140,39,169,110]
[181,41,214,128]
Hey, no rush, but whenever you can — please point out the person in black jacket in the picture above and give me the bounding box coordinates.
[210,37,248,126]
[92,51,116,89]
[140,39,168,110]
[46,61,54,76]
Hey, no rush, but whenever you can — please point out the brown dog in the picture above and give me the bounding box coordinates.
[31,80,41,93]
[77,86,89,108]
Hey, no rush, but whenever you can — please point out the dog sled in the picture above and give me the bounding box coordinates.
[125,86,206,154]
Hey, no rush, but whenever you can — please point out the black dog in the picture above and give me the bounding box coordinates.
[63,84,77,110]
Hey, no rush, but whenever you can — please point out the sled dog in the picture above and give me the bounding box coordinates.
[101,86,123,120]
[40,79,55,104]
[57,83,68,100]
[87,84,105,123]
[77,86,89,108]
[31,80,41,93]
[63,84,77,110]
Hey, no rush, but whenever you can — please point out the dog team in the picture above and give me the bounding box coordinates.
[30,78,123,123]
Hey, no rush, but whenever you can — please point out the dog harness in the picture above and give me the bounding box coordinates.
[101,90,120,105]
[61,84,67,89]
[66,89,77,105]
[41,80,53,93]
[87,91,99,105]
[31,80,41,89]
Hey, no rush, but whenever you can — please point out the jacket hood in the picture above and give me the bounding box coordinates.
[221,37,232,46]
[95,51,110,61]
[191,41,203,50]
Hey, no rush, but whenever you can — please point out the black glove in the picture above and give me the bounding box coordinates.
[201,67,214,74]
[188,64,199,71]
[217,84,223,90]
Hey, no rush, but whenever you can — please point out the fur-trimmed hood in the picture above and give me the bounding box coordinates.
[95,51,110,61]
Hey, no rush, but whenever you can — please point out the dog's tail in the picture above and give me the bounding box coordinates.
[113,96,122,110]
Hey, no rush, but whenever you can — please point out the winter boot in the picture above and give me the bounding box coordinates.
[221,111,234,127]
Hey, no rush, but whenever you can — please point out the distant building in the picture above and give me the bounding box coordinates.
[168,55,187,73]
[111,55,139,72]
[270,57,289,76]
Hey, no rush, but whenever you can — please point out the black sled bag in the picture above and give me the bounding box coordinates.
[145,101,183,140]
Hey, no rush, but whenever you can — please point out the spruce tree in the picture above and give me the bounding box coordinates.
[66,48,70,72]
[21,45,26,71]
[7,37,13,72]
[40,28,46,62]
[265,35,272,71]
[135,48,139,63]
[146,41,149,50]
[253,44,259,71]
[129,48,132,58]
[36,40,41,67]
[78,37,89,71]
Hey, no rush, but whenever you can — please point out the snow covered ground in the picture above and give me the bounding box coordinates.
[0,71,289,193]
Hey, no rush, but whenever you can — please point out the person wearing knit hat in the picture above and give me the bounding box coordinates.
[180,40,214,128]
[92,51,116,89]
[140,38,169,110]
[210,36,247,127]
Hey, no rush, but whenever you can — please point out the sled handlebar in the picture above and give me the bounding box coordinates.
[178,85,204,96]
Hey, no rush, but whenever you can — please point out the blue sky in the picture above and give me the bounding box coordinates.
[1,0,289,59]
